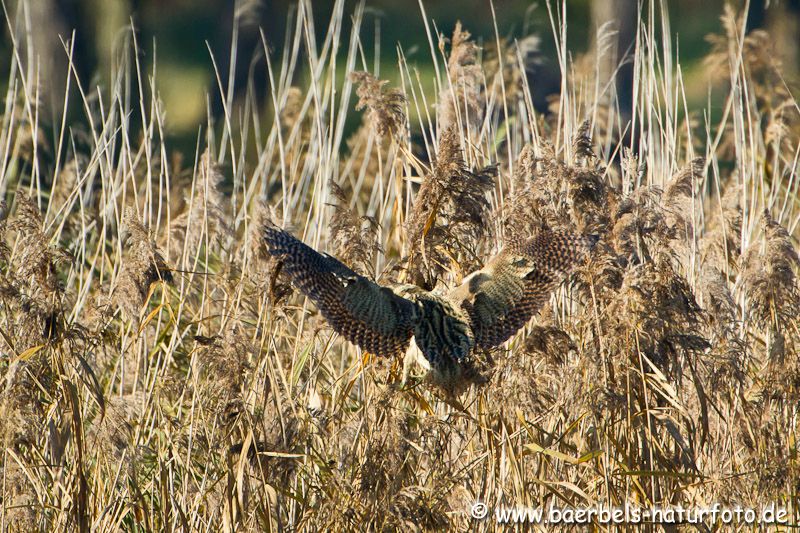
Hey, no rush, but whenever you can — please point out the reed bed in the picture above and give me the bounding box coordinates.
[0,1,799,530]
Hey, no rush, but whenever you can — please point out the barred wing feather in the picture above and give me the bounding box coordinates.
[263,223,418,357]
[450,230,596,349]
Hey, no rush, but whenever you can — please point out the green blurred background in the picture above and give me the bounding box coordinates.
[2,0,798,153]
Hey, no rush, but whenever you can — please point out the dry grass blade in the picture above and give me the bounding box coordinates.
[1,2,799,530]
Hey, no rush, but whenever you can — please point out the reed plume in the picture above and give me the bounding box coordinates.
[113,208,173,320]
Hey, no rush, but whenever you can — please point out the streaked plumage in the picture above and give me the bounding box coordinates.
[263,221,596,389]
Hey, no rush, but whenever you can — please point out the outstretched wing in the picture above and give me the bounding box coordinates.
[263,222,418,357]
[449,230,596,349]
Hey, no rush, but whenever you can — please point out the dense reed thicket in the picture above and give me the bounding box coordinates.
[1,1,799,530]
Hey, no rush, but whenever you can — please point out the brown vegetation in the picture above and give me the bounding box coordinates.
[1,2,799,531]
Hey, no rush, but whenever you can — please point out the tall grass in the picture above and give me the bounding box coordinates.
[1,0,799,530]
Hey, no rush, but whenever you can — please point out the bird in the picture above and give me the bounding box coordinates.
[262,221,596,392]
